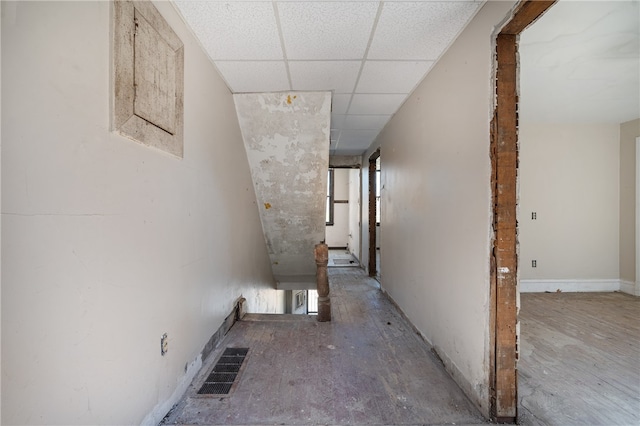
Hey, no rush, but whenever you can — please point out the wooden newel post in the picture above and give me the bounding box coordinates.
[314,243,331,322]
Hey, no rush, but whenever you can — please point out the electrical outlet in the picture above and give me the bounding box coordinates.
[532,212,537,220]
[532,260,537,268]
[161,333,168,356]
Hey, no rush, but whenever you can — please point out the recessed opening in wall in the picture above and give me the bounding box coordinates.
[514,2,640,424]
[368,149,380,279]
[112,0,184,157]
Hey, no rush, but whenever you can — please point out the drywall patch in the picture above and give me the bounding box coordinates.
[235,92,331,284]
[112,0,184,157]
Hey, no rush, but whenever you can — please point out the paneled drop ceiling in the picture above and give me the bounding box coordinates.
[172,0,485,155]
[172,0,640,155]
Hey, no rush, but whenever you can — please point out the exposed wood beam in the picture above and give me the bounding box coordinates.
[500,1,557,35]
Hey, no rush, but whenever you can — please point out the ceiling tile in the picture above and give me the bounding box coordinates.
[368,2,480,60]
[278,2,379,60]
[348,94,406,115]
[337,149,369,156]
[339,129,381,148]
[356,61,434,93]
[331,114,346,129]
[343,115,391,130]
[332,94,352,115]
[289,61,361,93]
[173,1,283,60]
[215,61,290,93]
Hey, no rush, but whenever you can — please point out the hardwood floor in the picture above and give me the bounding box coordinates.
[518,292,640,425]
[162,268,488,425]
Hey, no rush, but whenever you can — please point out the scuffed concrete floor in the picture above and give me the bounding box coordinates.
[162,268,489,425]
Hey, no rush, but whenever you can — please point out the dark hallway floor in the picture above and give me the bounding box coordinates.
[162,268,488,425]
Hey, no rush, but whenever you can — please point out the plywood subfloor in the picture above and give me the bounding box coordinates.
[518,292,640,425]
[162,268,488,425]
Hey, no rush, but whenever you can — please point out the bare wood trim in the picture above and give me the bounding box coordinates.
[489,110,498,417]
[368,149,380,277]
[494,33,518,421]
[315,243,331,322]
[500,1,556,35]
[491,0,557,422]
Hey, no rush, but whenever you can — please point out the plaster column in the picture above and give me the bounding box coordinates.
[315,243,331,322]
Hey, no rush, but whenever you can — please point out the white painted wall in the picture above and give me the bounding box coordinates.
[1,2,279,425]
[620,119,640,290]
[519,123,621,289]
[326,168,349,247]
[362,1,516,417]
[0,9,3,422]
[637,136,640,295]
[348,168,361,261]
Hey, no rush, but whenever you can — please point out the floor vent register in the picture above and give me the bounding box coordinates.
[197,347,249,396]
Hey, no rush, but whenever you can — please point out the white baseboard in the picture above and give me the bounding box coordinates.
[620,280,640,296]
[520,279,621,293]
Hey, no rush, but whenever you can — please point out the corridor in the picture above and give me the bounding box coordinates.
[162,268,488,425]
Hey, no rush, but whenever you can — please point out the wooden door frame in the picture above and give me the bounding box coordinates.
[368,149,380,277]
[490,1,556,422]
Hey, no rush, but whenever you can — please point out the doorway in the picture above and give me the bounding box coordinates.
[368,149,380,278]
[326,166,362,267]
[490,0,556,422]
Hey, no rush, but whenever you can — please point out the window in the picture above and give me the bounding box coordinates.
[376,157,381,225]
[326,168,334,225]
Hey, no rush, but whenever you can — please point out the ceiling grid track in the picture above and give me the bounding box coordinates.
[337,1,386,153]
[272,1,293,91]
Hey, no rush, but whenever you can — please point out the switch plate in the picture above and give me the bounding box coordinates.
[532,260,537,268]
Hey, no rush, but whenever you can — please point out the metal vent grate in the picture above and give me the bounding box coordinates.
[198,382,233,395]
[197,347,249,396]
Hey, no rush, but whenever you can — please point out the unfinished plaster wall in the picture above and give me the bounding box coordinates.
[620,118,640,290]
[1,2,278,425]
[234,92,330,289]
[364,1,516,417]
[519,123,620,290]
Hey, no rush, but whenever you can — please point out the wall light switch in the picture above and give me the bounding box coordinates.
[532,260,537,268]
[532,212,537,220]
